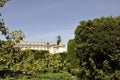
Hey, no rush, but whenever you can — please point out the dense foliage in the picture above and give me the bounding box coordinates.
[0,49,73,79]
[67,39,79,69]
[73,16,120,79]
[1,0,120,80]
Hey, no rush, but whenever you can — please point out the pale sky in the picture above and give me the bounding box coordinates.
[0,0,120,44]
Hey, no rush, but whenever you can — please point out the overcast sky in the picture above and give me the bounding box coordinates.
[0,0,120,44]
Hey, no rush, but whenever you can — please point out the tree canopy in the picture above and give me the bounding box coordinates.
[72,16,120,79]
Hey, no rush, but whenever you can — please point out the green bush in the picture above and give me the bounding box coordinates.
[33,50,49,59]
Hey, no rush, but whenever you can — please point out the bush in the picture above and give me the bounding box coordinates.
[33,50,49,59]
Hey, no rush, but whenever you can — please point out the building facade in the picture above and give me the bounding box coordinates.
[15,41,66,54]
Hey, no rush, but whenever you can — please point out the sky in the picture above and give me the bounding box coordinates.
[0,0,120,45]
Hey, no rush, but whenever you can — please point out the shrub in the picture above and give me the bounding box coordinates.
[33,50,49,59]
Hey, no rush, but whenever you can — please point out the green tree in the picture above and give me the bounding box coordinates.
[74,16,120,79]
[0,0,25,73]
[9,30,25,43]
[67,39,79,68]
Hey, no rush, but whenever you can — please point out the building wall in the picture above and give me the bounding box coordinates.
[15,41,66,54]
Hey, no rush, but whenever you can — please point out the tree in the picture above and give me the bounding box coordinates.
[0,0,25,73]
[9,30,25,43]
[67,39,79,68]
[74,16,120,79]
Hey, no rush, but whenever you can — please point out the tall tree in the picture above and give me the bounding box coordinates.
[0,0,25,71]
[73,16,120,79]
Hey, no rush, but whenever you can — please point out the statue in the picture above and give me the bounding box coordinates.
[57,36,61,45]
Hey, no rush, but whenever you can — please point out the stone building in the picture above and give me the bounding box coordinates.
[15,41,66,54]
